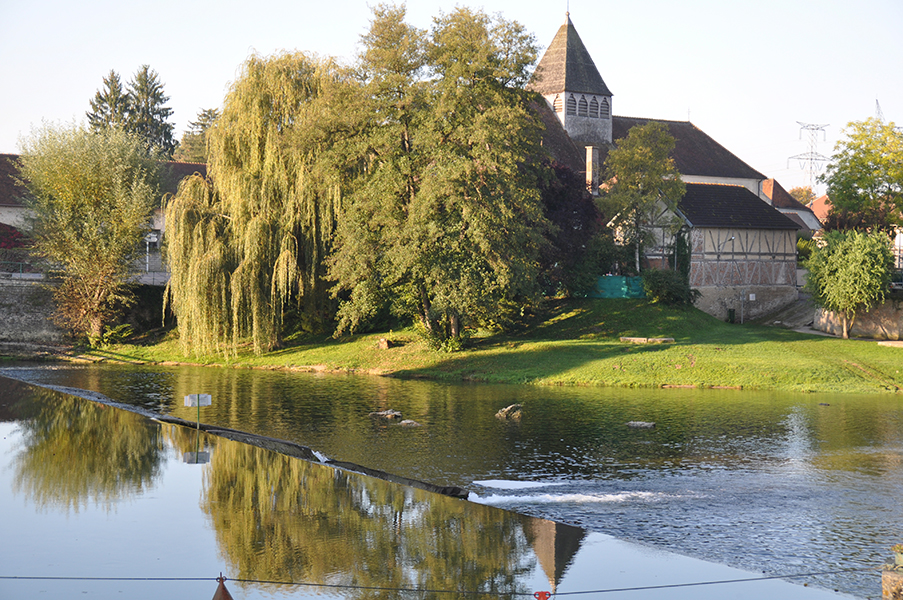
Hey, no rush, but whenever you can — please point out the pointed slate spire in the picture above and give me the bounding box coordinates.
[529,14,612,97]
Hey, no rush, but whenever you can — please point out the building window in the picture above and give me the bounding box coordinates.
[553,94,563,113]
[600,97,610,117]
[589,97,599,118]
[566,95,577,116]
[578,95,588,117]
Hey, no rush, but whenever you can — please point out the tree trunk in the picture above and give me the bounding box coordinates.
[842,313,849,339]
[448,310,460,339]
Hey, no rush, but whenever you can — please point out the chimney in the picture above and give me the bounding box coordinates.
[585,146,599,196]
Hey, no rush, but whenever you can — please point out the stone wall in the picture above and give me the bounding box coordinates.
[694,285,798,323]
[0,277,64,344]
[814,297,903,340]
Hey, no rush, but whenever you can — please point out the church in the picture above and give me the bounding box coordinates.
[528,14,811,322]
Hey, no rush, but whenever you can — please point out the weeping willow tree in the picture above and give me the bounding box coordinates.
[165,52,360,355]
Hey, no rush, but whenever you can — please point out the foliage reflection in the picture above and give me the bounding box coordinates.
[201,439,542,599]
[12,389,163,512]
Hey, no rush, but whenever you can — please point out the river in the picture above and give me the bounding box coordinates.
[2,362,902,598]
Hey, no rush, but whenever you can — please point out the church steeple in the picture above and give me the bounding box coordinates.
[528,14,613,146]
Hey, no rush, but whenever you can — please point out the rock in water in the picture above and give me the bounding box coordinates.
[626,421,655,429]
[495,404,523,421]
[370,409,402,419]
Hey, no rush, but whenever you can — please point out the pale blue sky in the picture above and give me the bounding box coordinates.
[2,0,900,194]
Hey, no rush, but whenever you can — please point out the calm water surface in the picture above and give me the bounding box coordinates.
[3,363,902,598]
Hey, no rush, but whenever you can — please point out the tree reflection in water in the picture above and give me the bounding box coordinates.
[201,439,541,599]
[11,388,164,512]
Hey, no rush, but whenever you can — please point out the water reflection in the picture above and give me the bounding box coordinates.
[11,388,163,512]
[4,364,902,598]
[200,438,563,598]
[2,379,588,599]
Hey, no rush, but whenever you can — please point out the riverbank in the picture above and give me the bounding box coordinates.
[5,298,902,394]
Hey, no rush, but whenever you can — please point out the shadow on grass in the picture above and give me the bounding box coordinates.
[391,299,856,386]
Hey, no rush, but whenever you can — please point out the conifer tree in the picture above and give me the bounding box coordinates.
[127,65,176,157]
[172,108,219,163]
[86,70,131,131]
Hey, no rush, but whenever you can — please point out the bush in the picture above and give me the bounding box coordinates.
[641,269,700,306]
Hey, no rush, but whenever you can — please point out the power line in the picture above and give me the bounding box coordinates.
[0,566,879,597]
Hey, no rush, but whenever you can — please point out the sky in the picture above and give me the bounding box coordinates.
[2,0,901,195]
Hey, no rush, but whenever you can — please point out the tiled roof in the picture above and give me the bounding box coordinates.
[808,194,831,222]
[0,154,25,208]
[532,99,586,174]
[607,117,766,181]
[678,183,800,230]
[0,154,206,208]
[762,178,809,210]
[528,16,613,97]
[161,161,207,197]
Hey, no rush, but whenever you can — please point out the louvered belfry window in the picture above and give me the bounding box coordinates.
[553,94,563,113]
[566,95,577,115]
[589,97,599,118]
[578,96,588,117]
[600,97,610,117]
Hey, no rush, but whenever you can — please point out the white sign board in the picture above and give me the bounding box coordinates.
[184,393,212,407]
[183,452,211,464]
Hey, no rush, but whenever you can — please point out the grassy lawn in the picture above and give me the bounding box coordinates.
[74,298,903,395]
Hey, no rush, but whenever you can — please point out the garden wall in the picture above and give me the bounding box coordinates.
[814,297,903,340]
[0,276,64,344]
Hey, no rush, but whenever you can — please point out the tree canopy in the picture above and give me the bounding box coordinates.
[86,65,177,158]
[821,117,903,231]
[164,53,358,355]
[328,5,550,348]
[804,229,895,338]
[17,123,160,344]
[172,108,219,163]
[601,121,686,274]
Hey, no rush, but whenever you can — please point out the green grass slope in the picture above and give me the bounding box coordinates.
[83,299,903,394]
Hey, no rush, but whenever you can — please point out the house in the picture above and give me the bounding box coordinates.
[0,154,26,229]
[0,154,205,244]
[528,14,802,320]
[761,179,822,235]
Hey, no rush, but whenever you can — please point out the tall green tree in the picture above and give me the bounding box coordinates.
[172,108,219,163]
[127,65,177,157]
[86,69,131,131]
[804,229,895,338]
[821,117,903,231]
[165,53,358,355]
[601,121,686,274]
[789,185,816,205]
[17,124,160,344]
[330,5,550,347]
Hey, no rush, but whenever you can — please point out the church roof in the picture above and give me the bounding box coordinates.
[609,117,766,181]
[529,16,613,97]
[678,183,800,230]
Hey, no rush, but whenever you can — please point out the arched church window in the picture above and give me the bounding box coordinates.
[553,94,563,113]
[566,95,577,116]
[600,97,610,117]
[589,97,599,118]
[578,96,588,117]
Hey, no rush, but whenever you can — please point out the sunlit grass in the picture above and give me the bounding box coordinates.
[86,299,903,395]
